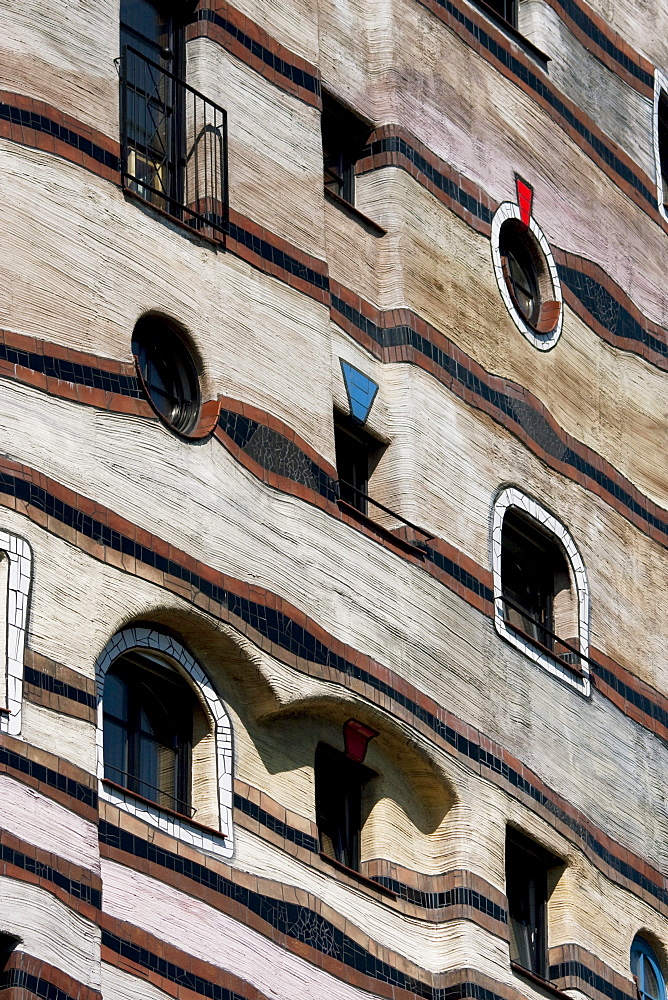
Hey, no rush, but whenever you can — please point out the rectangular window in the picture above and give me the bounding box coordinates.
[315,743,374,872]
[334,412,378,514]
[506,830,559,978]
[322,94,370,207]
[658,91,668,207]
[482,0,518,27]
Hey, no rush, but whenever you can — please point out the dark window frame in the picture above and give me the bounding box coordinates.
[132,314,201,435]
[103,651,195,816]
[632,936,667,1000]
[321,93,371,208]
[315,742,375,873]
[333,409,382,515]
[658,91,668,208]
[506,829,560,979]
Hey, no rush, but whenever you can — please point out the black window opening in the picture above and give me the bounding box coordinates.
[334,410,381,515]
[498,221,560,335]
[322,93,370,207]
[119,0,228,238]
[506,830,560,979]
[501,509,580,667]
[315,742,375,872]
[658,91,668,207]
[132,314,201,434]
[103,652,197,816]
[480,0,518,27]
[0,935,19,986]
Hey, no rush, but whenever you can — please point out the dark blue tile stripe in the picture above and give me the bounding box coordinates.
[0,103,120,171]
[1,970,84,1000]
[550,962,635,1000]
[558,265,668,361]
[24,665,97,710]
[0,842,101,908]
[227,224,329,290]
[590,661,668,730]
[99,827,504,1000]
[234,792,319,851]
[4,472,667,905]
[0,743,96,807]
[197,10,320,95]
[331,295,668,541]
[548,0,652,87]
[362,137,493,225]
[418,2,656,208]
[0,342,143,396]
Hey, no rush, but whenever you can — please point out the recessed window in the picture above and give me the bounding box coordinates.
[132,315,201,434]
[333,410,381,515]
[501,509,577,663]
[506,830,560,979]
[654,75,668,216]
[322,93,370,207]
[482,0,517,27]
[493,489,590,694]
[103,652,199,815]
[499,220,559,334]
[632,937,666,1000]
[315,742,375,872]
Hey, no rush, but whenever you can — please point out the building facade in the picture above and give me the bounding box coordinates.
[1,0,668,998]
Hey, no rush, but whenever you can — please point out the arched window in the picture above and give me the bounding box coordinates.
[103,652,197,814]
[632,937,666,1000]
[96,628,233,857]
[492,488,589,695]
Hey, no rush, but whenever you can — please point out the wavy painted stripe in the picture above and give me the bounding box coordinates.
[1,961,101,1000]
[0,833,101,910]
[1,462,667,918]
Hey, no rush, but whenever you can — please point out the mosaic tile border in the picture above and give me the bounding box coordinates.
[1,462,667,920]
[95,628,233,857]
[1,956,101,1000]
[0,530,32,736]
[0,830,101,912]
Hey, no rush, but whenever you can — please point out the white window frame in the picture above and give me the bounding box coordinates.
[653,69,668,224]
[95,627,233,857]
[0,531,32,736]
[492,488,590,696]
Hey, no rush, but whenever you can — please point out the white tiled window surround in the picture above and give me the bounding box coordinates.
[492,488,590,696]
[0,531,32,736]
[491,202,563,351]
[95,627,233,858]
[653,69,668,224]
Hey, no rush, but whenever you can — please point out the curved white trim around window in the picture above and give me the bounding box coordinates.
[95,627,233,858]
[491,202,563,351]
[492,488,590,696]
[653,70,668,224]
[0,531,32,737]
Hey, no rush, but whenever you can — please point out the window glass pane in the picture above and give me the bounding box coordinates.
[136,733,160,801]
[103,718,128,784]
[631,949,641,980]
[645,957,661,1000]
[105,671,128,721]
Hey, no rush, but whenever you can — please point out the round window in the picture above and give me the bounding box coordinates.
[499,222,541,326]
[132,315,200,435]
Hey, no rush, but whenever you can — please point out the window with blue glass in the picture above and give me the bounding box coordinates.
[632,937,666,1000]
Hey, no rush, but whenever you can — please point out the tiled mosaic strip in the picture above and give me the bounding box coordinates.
[218,409,337,500]
[99,830,502,1000]
[549,962,635,1000]
[547,0,652,89]
[195,8,320,98]
[24,665,97,710]
[1,969,84,1000]
[227,221,329,290]
[331,295,668,544]
[233,792,319,851]
[0,740,96,809]
[0,342,142,396]
[590,658,668,731]
[557,263,668,364]
[0,102,119,171]
[360,136,494,228]
[419,0,655,211]
[3,466,668,911]
[0,840,101,908]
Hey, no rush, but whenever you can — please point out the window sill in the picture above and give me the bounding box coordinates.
[467,0,550,67]
[319,852,397,899]
[102,778,226,841]
[324,188,387,236]
[502,621,585,679]
[122,187,225,250]
[511,963,573,1000]
[337,499,426,558]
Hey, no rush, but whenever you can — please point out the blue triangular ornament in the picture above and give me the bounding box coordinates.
[340,359,379,425]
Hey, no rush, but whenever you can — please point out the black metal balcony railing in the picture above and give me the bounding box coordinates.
[335,479,434,551]
[119,45,228,241]
[497,594,584,674]
[104,762,196,818]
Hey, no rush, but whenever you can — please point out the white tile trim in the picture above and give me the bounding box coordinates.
[653,70,668,224]
[492,488,590,696]
[490,202,563,351]
[95,628,233,858]
[0,531,32,736]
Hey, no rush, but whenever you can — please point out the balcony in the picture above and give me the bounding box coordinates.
[119,44,228,242]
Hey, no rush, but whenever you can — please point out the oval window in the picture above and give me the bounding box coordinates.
[132,315,201,434]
